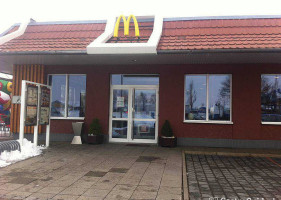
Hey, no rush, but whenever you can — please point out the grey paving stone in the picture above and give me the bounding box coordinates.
[186,154,281,199]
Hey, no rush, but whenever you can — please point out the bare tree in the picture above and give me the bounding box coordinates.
[187,80,197,110]
[219,77,230,106]
[138,92,147,111]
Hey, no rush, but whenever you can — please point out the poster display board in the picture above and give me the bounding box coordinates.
[117,96,125,107]
[19,80,52,147]
[39,86,51,125]
[25,85,38,126]
[138,124,150,133]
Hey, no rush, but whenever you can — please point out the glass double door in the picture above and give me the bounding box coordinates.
[110,86,159,143]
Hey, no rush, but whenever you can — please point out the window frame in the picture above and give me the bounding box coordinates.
[48,74,86,120]
[261,74,281,125]
[183,74,233,124]
[111,74,160,86]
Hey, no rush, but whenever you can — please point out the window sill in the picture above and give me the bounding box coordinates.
[183,120,233,125]
[50,117,85,120]
[261,122,281,125]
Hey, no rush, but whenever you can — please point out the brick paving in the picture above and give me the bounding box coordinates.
[0,143,182,200]
[186,154,281,200]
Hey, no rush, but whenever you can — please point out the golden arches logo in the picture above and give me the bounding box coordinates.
[114,15,140,38]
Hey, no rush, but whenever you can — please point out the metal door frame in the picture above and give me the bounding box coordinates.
[109,85,159,143]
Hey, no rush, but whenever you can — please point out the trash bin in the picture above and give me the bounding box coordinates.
[71,122,84,144]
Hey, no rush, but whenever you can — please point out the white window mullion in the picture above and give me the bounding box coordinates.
[206,75,209,121]
[65,75,69,118]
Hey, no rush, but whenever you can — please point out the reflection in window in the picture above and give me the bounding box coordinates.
[209,75,230,121]
[133,121,155,139]
[185,74,231,122]
[185,76,206,120]
[134,90,156,119]
[112,120,127,138]
[68,75,86,117]
[49,75,66,117]
[261,75,281,122]
[49,75,86,118]
[111,75,159,85]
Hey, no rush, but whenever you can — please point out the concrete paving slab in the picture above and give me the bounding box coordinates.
[104,184,137,200]
[130,185,158,200]
[83,188,111,198]
[0,143,183,199]
[25,192,56,200]
[37,186,65,194]
[2,190,32,199]
[8,177,37,184]
[52,194,80,200]
[60,186,88,196]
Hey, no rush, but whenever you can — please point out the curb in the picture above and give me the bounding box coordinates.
[184,150,281,158]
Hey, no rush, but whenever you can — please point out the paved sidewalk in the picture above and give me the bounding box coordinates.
[0,143,182,200]
[186,154,281,200]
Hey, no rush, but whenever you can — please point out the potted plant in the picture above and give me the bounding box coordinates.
[159,120,177,147]
[87,119,104,144]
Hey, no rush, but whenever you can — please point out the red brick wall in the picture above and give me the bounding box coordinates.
[45,64,281,141]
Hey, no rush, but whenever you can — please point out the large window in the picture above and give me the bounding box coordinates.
[184,74,231,123]
[49,74,86,118]
[261,75,281,123]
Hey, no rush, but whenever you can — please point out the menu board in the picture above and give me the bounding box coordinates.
[25,85,38,126]
[26,85,38,106]
[39,87,51,125]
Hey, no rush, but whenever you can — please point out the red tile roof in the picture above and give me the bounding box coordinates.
[1,17,281,53]
[158,18,281,50]
[0,23,105,52]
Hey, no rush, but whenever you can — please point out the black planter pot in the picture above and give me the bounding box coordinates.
[87,135,104,144]
[159,136,177,148]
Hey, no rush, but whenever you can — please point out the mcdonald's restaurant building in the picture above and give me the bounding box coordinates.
[1,15,281,148]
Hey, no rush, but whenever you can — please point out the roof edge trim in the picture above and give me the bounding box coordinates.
[0,24,19,37]
[0,20,29,46]
[157,48,281,54]
[4,14,281,28]
[3,48,281,56]
[163,15,281,22]
[87,15,163,54]
[0,50,87,55]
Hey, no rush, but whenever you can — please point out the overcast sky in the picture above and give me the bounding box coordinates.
[1,0,281,34]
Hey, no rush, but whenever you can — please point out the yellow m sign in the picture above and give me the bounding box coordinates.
[114,15,140,38]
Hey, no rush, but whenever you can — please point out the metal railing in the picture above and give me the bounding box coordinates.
[0,140,21,154]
